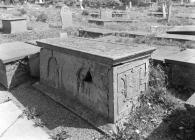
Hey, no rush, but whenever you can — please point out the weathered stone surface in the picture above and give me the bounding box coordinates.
[2,18,27,34]
[29,53,40,78]
[60,5,72,29]
[0,101,22,135]
[88,18,136,26]
[100,9,112,19]
[0,101,50,140]
[78,27,113,38]
[165,49,195,90]
[0,42,40,88]
[36,37,155,123]
[167,25,195,35]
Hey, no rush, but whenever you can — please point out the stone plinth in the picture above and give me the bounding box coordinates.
[36,37,155,123]
[165,49,195,90]
[2,18,27,34]
[88,18,136,26]
[167,25,195,35]
[78,27,113,38]
[0,42,40,89]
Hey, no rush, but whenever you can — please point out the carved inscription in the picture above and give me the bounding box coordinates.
[117,63,147,114]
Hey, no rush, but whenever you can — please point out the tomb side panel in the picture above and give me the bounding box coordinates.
[10,20,27,33]
[113,56,150,121]
[40,48,111,118]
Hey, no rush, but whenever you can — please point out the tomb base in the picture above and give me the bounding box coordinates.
[33,82,117,135]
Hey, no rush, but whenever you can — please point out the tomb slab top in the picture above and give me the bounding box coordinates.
[88,18,137,22]
[167,25,195,33]
[0,42,40,64]
[165,49,195,65]
[1,17,26,21]
[79,27,113,34]
[37,37,155,65]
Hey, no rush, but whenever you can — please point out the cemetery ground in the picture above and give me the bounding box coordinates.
[0,2,195,140]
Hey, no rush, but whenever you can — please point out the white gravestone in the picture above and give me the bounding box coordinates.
[60,6,73,29]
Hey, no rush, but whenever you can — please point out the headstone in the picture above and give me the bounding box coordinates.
[60,5,73,29]
[0,42,40,89]
[60,32,68,38]
[36,37,155,123]
[162,3,166,19]
[100,9,112,19]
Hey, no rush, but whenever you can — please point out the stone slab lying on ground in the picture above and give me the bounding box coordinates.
[165,49,195,90]
[78,27,113,38]
[88,18,137,26]
[1,17,27,34]
[151,46,181,62]
[0,101,50,140]
[0,101,22,136]
[176,13,195,19]
[0,5,14,10]
[115,30,195,41]
[0,42,40,89]
[167,25,195,35]
[148,11,167,16]
[35,36,155,129]
[93,35,181,63]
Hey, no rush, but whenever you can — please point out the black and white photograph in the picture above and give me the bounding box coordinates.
[0,0,195,139]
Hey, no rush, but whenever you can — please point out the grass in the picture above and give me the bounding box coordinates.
[23,107,45,127]
[98,63,190,140]
[50,128,71,140]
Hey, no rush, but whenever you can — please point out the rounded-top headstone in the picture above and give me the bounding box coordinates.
[60,5,73,29]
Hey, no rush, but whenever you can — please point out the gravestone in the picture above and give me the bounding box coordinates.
[100,9,112,19]
[2,17,27,34]
[0,42,40,89]
[60,5,72,29]
[35,37,155,123]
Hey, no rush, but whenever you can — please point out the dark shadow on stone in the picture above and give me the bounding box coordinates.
[0,80,96,131]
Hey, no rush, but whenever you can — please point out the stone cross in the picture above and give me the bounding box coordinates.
[60,5,73,29]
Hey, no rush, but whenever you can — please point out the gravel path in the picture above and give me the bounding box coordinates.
[0,80,103,140]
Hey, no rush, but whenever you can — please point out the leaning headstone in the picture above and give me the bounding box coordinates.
[60,5,73,29]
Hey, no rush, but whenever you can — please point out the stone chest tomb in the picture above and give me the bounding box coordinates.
[0,42,40,89]
[36,37,155,123]
[2,17,27,34]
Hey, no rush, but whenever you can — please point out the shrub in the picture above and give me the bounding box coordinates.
[36,13,48,23]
